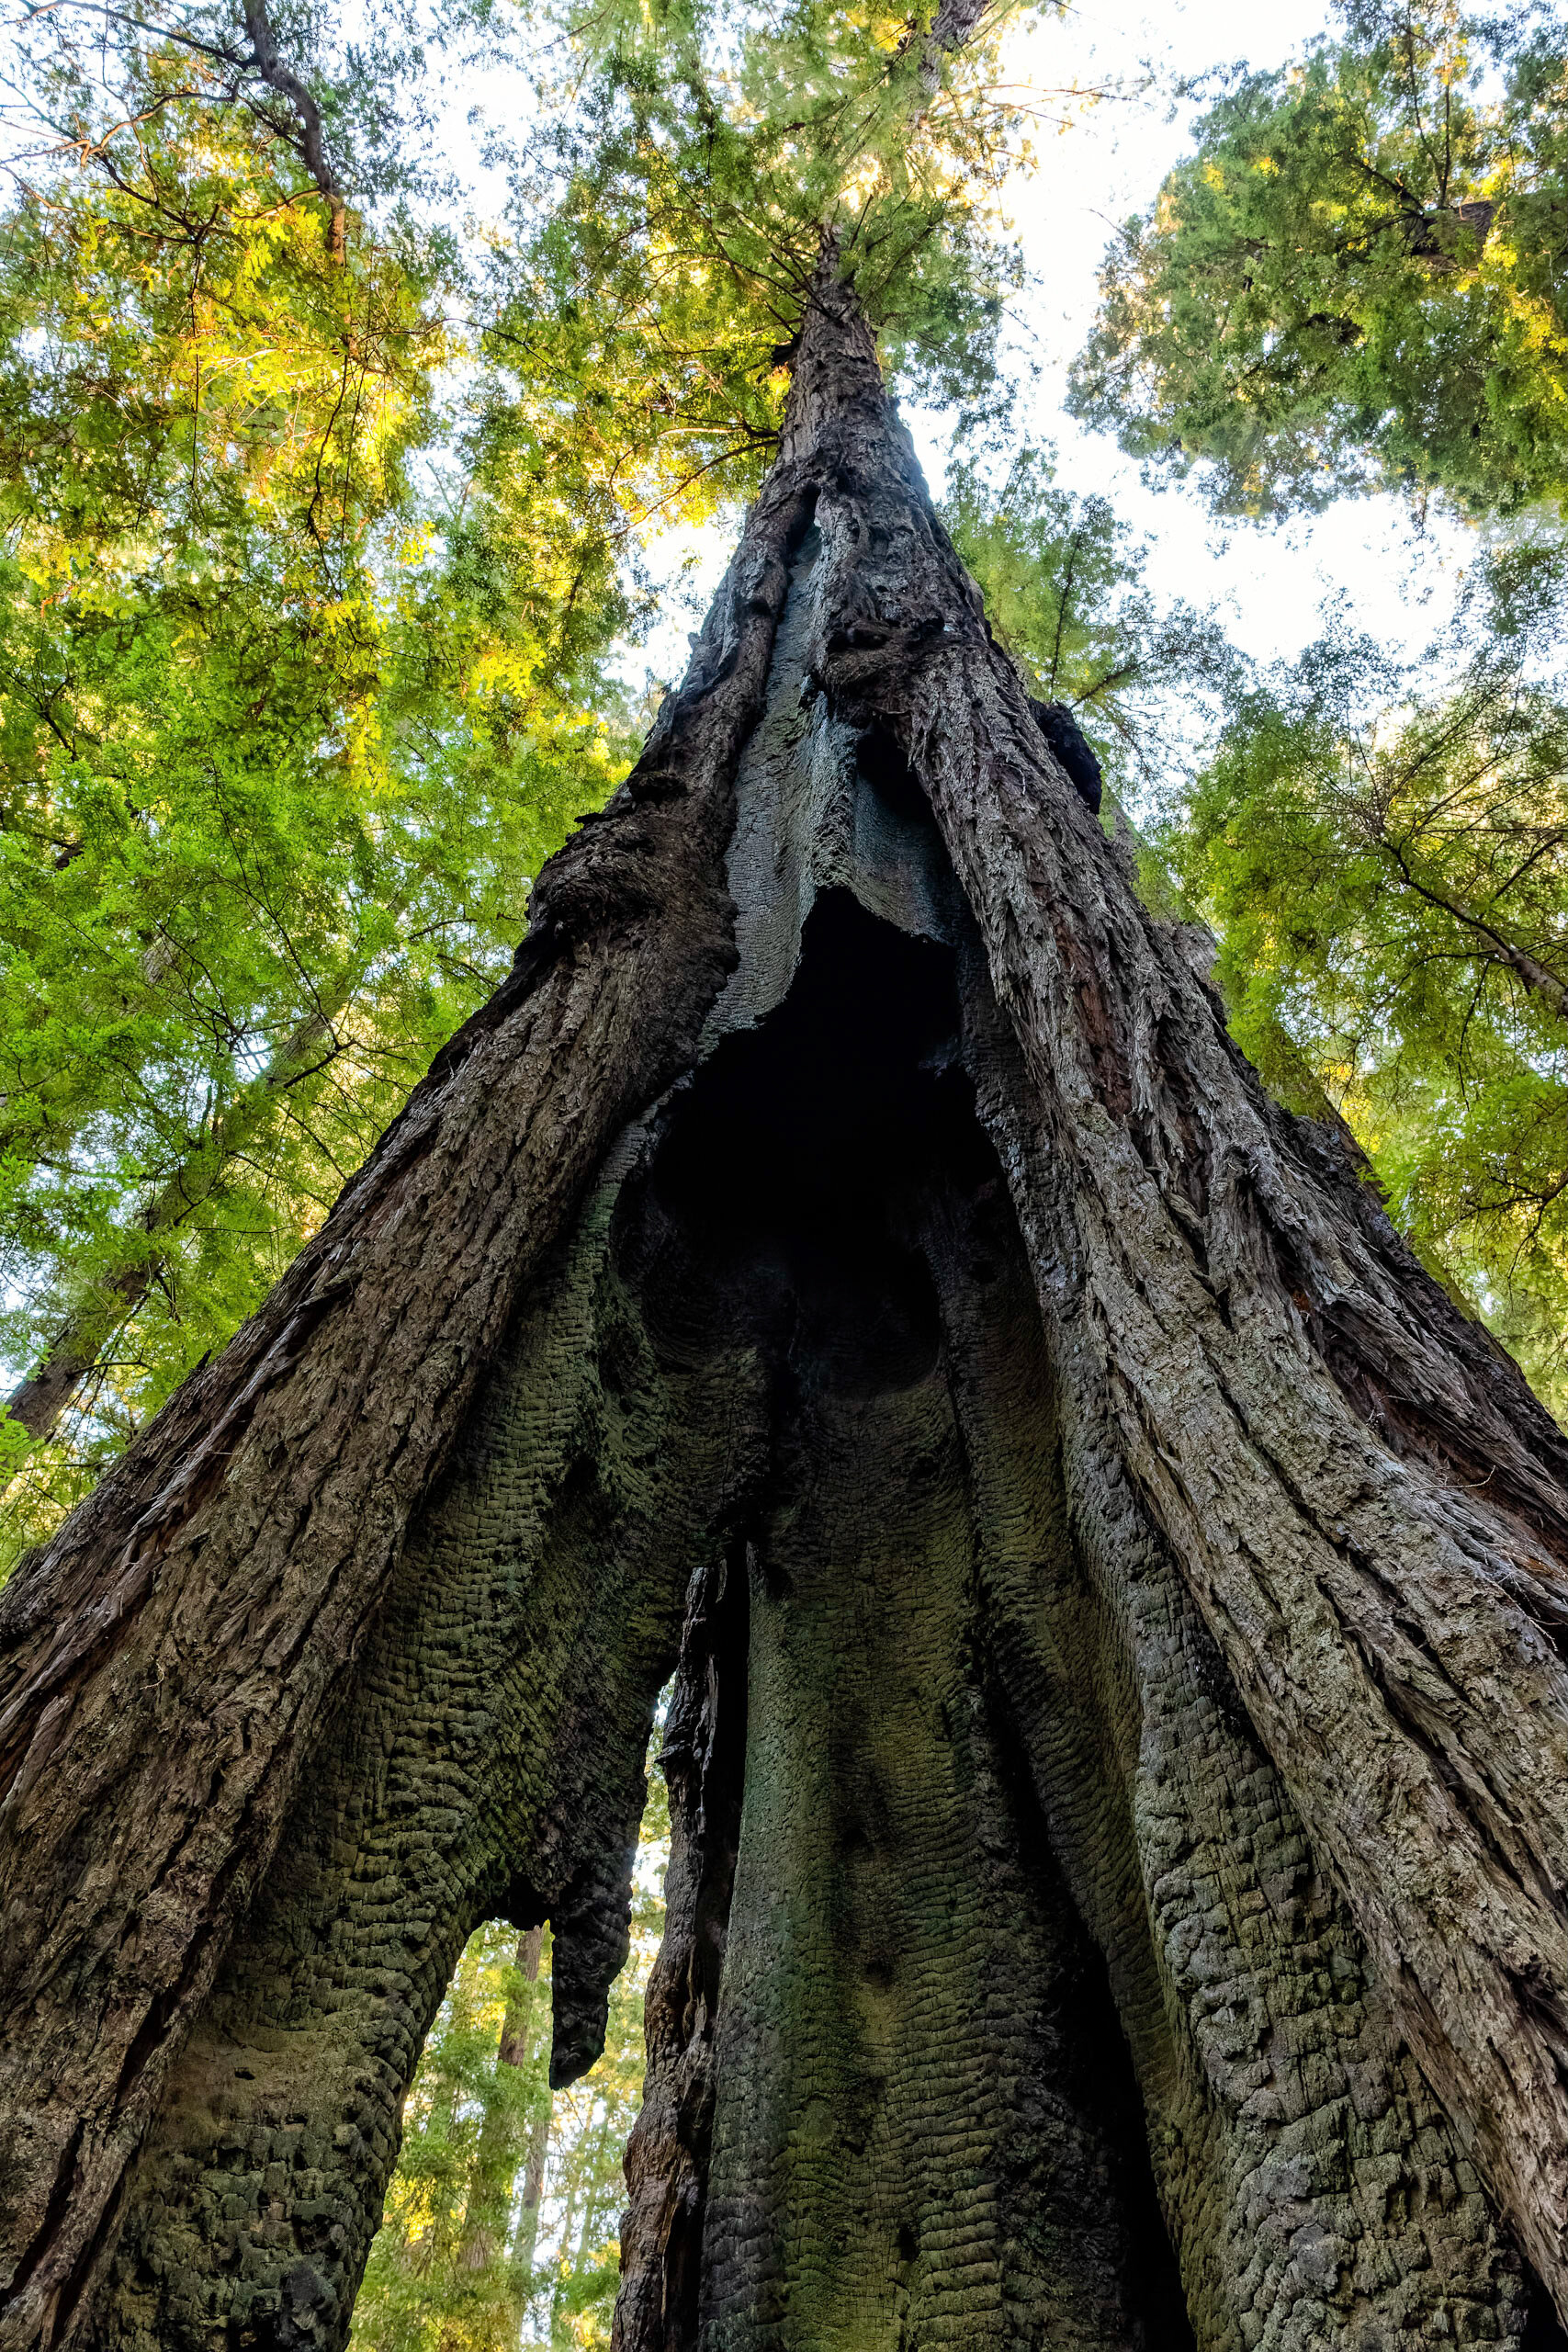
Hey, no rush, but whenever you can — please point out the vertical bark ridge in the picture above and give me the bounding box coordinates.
[927,1041,1530,2346]
[784,287,1568,2312]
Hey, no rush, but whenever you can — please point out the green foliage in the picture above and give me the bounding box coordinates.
[481,0,1055,539]
[353,1921,551,2352]
[1167,541,1568,1410]
[1065,0,1568,1408]
[0,0,1090,1589]
[1070,0,1568,520]
[0,0,637,1565]
[942,443,1238,802]
[0,0,1082,1577]
[352,1742,671,2351]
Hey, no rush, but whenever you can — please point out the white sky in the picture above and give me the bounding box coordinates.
[969,0,1477,660]
[462,0,1477,695]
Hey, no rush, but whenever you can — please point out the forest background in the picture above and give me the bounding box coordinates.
[1,0,1564,2336]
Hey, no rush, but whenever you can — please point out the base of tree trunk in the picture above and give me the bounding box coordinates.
[78,532,1557,2352]
[6,263,1568,2352]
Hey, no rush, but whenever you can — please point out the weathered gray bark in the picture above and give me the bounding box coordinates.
[609,478,1560,2350]
[0,251,1566,2352]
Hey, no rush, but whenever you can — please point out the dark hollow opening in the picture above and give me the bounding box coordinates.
[621,887,992,1398]
[1525,2269,1568,2352]
[985,1674,1199,2352]
[610,887,1198,2347]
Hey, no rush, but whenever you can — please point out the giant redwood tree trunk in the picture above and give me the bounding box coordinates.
[3,254,1568,2352]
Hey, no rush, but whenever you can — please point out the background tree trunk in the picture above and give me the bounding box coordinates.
[446,1925,546,2328]
[0,254,1565,2352]
[5,989,355,1442]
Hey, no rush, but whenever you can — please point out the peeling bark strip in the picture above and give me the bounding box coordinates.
[0,245,1564,2352]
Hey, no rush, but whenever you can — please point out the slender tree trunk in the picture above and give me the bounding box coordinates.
[1,249,1567,2352]
[511,2092,551,2307]
[5,989,353,1442]
[572,2116,614,2267]
[513,2098,551,2278]
[451,1926,545,2295]
[547,2161,584,2338]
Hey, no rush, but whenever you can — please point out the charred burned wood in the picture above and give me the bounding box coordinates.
[1027,695,1103,814]
[0,245,1565,2352]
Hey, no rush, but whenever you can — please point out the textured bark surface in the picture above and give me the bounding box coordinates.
[0,415,815,2349]
[607,583,1544,2351]
[777,284,1568,2314]
[1,251,1566,2352]
[92,1152,765,2350]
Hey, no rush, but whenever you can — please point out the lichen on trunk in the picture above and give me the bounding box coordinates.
[1,252,1566,2352]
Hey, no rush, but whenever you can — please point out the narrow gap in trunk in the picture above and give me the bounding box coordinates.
[347,1707,677,2351]
[1525,2267,1568,2352]
[615,1550,750,2352]
[980,1663,1199,2352]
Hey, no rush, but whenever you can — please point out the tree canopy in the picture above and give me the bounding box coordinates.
[1070,0,1568,520]
[0,0,644,1545]
[1165,540,1568,1413]
[1063,0,1568,1413]
[481,0,1045,535]
[942,443,1238,797]
[1,0,1563,1651]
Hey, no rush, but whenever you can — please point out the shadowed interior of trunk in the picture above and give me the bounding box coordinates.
[611,887,1198,2350]
[74,557,1560,2352]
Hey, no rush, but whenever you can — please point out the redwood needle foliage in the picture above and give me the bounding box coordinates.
[0,0,1065,1566]
[5,0,1568,2336]
[483,0,1048,535]
[942,443,1239,798]
[1070,0,1568,521]
[0,0,648,1559]
[1070,0,1568,1410]
[1168,543,1568,1412]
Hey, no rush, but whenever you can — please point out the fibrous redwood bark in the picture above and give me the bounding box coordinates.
[1,250,1566,2352]
[783,287,1568,2311]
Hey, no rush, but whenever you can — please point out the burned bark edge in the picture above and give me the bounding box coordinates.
[0,323,844,2352]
